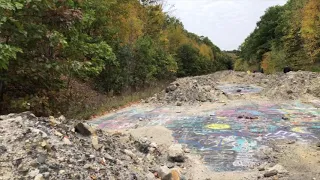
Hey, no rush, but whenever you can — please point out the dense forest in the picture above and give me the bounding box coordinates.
[0,0,232,117]
[237,0,320,73]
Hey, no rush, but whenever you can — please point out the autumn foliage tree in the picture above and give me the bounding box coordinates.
[0,0,231,116]
[239,0,320,73]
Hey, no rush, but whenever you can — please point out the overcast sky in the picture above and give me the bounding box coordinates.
[165,0,287,50]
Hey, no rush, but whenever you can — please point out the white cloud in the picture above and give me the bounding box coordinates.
[165,0,287,50]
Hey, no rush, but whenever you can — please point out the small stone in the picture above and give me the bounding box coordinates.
[149,142,157,148]
[89,155,95,159]
[0,145,7,154]
[49,116,61,126]
[258,167,265,171]
[124,149,137,159]
[236,89,242,92]
[184,148,191,153]
[54,131,63,137]
[40,140,47,147]
[168,144,186,162]
[91,136,102,150]
[166,163,174,169]
[176,102,182,106]
[287,139,296,144]
[149,147,156,153]
[59,170,65,174]
[264,170,278,177]
[34,174,44,180]
[57,115,66,122]
[162,169,181,180]
[105,153,114,161]
[157,166,171,179]
[74,123,92,136]
[38,165,49,173]
[287,90,293,94]
[268,164,288,174]
[63,137,72,145]
[84,164,92,169]
[43,172,50,178]
[37,154,46,164]
[282,116,290,121]
[316,142,320,148]
[146,172,155,180]
[29,169,40,177]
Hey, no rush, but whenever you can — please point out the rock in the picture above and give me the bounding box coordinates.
[49,116,61,126]
[157,166,171,179]
[264,170,278,177]
[176,102,182,106]
[135,138,151,153]
[34,174,44,180]
[287,139,296,144]
[29,169,40,177]
[149,142,157,148]
[63,137,72,145]
[38,165,49,173]
[168,144,186,162]
[236,89,242,92]
[316,142,320,148]
[104,153,114,161]
[183,148,191,153]
[59,170,65,174]
[287,90,293,94]
[17,160,30,173]
[54,130,63,137]
[281,116,290,121]
[124,149,137,159]
[197,93,207,102]
[166,85,178,93]
[166,162,175,169]
[74,123,92,136]
[43,172,50,178]
[91,136,102,150]
[146,172,156,180]
[162,169,181,180]
[37,154,46,164]
[84,164,93,169]
[28,128,48,138]
[149,147,156,153]
[0,145,7,154]
[268,164,288,174]
[57,115,66,122]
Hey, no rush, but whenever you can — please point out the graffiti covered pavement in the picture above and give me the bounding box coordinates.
[90,100,320,172]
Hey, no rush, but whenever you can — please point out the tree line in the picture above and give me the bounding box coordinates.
[237,0,320,73]
[0,0,232,116]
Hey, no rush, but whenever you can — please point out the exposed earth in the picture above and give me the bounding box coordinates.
[1,71,320,180]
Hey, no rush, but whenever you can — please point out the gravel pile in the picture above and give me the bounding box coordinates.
[0,112,188,180]
[148,71,320,104]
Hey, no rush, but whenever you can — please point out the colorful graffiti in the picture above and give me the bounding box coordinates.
[216,84,263,94]
[90,101,320,171]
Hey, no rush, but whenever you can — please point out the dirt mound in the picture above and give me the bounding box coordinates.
[148,71,320,104]
[0,112,189,180]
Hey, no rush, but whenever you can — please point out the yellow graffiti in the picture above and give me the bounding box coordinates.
[291,127,306,133]
[206,124,231,130]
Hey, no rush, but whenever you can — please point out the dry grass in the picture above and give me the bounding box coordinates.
[64,79,169,120]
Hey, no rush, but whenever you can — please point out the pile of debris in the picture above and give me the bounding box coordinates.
[0,112,189,180]
[148,70,320,105]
